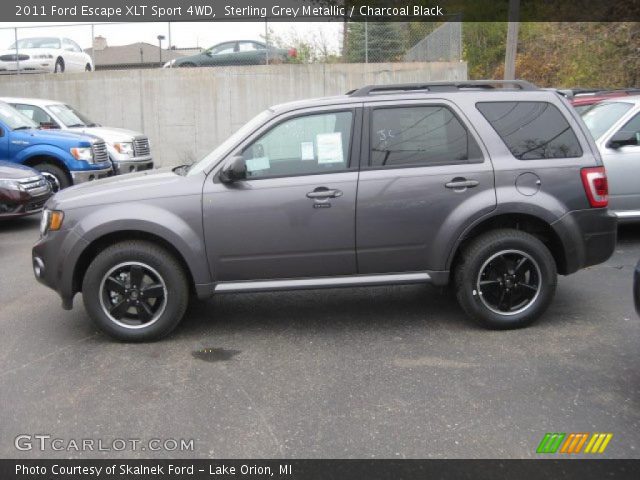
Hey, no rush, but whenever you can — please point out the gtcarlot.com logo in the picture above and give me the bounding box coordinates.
[15,434,194,452]
[536,432,613,454]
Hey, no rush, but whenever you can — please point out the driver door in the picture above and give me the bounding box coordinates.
[600,112,640,212]
[202,106,361,282]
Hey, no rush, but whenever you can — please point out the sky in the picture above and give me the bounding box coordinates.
[0,21,343,52]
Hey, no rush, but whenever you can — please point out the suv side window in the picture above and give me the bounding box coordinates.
[242,111,353,178]
[369,106,483,168]
[12,104,58,128]
[617,112,640,140]
[477,101,583,160]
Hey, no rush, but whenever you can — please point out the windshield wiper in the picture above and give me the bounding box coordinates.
[66,123,86,128]
[13,126,33,131]
[87,123,100,127]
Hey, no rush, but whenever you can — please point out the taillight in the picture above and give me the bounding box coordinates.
[581,166,608,208]
[288,48,297,58]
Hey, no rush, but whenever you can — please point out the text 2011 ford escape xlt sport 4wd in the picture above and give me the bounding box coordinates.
[33,81,617,341]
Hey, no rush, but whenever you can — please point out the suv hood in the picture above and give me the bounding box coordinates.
[49,167,202,211]
[0,160,40,180]
[67,126,144,143]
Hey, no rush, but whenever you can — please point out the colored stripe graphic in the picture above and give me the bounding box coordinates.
[537,433,566,453]
[538,433,613,454]
[585,433,613,454]
[560,433,589,453]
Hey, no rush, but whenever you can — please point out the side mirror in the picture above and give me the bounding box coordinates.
[219,156,246,183]
[607,131,639,149]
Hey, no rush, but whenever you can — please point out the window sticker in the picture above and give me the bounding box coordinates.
[316,132,343,164]
[245,156,270,172]
[300,142,314,161]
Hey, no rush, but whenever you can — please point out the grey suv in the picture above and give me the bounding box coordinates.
[33,81,617,341]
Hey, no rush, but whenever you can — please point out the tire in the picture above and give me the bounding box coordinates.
[54,57,65,73]
[178,62,196,68]
[85,63,92,72]
[34,163,70,192]
[454,229,557,330]
[82,241,189,342]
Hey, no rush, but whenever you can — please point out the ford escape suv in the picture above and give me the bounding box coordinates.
[33,80,617,341]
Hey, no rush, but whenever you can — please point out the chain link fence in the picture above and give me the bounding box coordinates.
[0,20,462,73]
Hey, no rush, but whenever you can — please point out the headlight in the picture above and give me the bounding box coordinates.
[114,142,134,156]
[33,54,53,59]
[70,147,94,162]
[40,209,64,235]
[0,178,24,192]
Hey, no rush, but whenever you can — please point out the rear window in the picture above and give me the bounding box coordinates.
[477,101,582,160]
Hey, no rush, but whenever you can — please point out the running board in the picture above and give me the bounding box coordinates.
[214,272,431,293]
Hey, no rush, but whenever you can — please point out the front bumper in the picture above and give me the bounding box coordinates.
[551,208,617,275]
[70,166,114,184]
[0,59,54,73]
[33,228,88,310]
[113,157,154,175]
[0,189,51,219]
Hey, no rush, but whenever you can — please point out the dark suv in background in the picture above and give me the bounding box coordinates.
[33,80,617,341]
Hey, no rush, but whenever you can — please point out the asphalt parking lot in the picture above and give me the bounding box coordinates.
[1,215,639,459]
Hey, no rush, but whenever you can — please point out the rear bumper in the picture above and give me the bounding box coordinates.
[551,208,617,275]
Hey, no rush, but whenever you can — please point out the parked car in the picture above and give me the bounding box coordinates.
[0,161,51,219]
[635,260,640,316]
[0,37,93,74]
[163,40,297,68]
[581,96,640,221]
[0,101,112,191]
[562,89,640,113]
[3,97,153,174]
[33,80,617,341]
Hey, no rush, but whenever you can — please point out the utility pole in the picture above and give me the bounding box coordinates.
[504,0,520,80]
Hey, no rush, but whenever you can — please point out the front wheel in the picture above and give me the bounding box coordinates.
[454,229,557,329]
[82,241,189,341]
[34,163,70,192]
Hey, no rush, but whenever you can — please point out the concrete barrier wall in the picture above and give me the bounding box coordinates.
[0,62,467,167]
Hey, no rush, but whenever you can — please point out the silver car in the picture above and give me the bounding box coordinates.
[581,96,640,221]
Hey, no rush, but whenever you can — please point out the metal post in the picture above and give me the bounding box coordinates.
[14,27,20,75]
[504,0,520,80]
[168,22,172,50]
[265,20,269,65]
[90,24,95,69]
[364,21,368,63]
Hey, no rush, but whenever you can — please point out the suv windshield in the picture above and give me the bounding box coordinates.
[187,109,272,175]
[581,101,634,140]
[48,104,95,128]
[10,37,61,49]
[0,102,37,130]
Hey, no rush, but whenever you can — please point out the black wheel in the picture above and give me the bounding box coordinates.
[178,62,196,68]
[82,241,189,342]
[454,229,557,329]
[85,63,92,72]
[54,57,65,73]
[34,163,70,192]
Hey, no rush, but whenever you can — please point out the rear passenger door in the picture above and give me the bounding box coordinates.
[356,100,496,274]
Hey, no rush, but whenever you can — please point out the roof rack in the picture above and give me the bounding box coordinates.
[347,80,538,97]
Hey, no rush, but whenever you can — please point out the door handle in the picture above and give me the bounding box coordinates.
[445,178,479,189]
[306,188,343,199]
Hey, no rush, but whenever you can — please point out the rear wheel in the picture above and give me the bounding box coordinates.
[85,63,92,72]
[54,57,65,73]
[34,163,70,192]
[82,241,189,341]
[454,229,557,329]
